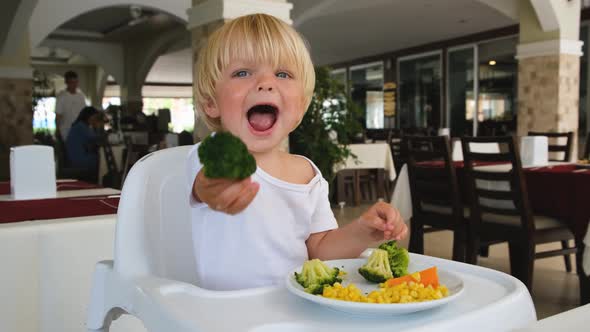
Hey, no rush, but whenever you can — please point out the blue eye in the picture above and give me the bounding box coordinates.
[276,71,290,79]
[233,70,249,78]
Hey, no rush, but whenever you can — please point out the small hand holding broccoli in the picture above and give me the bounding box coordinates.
[358,241,409,283]
[295,259,342,295]
[358,248,393,283]
[378,240,410,278]
[198,132,256,180]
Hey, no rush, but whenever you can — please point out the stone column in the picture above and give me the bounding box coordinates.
[0,34,33,180]
[188,0,294,143]
[516,0,582,160]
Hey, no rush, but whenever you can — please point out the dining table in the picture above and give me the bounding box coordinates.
[0,181,146,332]
[336,143,397,204]
[391,162,590,305]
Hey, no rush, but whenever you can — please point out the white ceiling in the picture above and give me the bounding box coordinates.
[291,0,515,65]
[145,48,193,84]
[40,0,517,85]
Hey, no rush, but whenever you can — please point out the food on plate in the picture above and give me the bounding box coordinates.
[323,266,448,303]
[198,131,256,179]
[358,249,393,283]
[378,241,410,278]
[322,280,449,304]
[384,266,439,288]
[579,159,589,165]
[294,259,342,295]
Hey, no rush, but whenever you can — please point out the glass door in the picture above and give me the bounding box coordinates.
[476,37,518,136]
[447,45,477,137]
[397,51,442,133]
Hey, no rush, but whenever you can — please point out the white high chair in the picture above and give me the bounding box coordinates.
[86,146,201,331]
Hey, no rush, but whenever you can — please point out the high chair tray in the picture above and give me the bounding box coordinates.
[133,253,536,332]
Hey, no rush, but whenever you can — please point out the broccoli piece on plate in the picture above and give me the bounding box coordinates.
[378,240,410,278]
[198,132,256,180]
[295,259,342,295]
[358,248,393,283]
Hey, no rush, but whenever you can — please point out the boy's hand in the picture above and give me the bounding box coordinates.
[358,201,407,241]
[194,169,259,215]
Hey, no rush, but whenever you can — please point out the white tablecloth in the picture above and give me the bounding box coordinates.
[0,186,140,332]
[513,303,590,331]
[391,163,590,276]
[0,187,120,201]
[0,215,145,332]
[338,143,396,181]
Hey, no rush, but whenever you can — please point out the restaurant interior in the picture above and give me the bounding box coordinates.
[1,0,590,331]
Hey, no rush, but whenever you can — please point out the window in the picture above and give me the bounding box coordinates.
[350,62,384,129]
[142,98,195,133]
[33,97,56,133]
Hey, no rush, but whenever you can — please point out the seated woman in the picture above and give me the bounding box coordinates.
[65,106,104,172]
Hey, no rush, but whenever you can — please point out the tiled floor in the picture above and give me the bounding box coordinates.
[332,203,581,320]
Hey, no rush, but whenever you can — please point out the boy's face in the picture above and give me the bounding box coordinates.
[204,60,306,154]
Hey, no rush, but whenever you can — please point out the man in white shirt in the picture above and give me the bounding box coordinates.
[55,71,87,141]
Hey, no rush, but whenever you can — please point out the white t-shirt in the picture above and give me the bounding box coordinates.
[55,89,87,140]
[186,143,338,290]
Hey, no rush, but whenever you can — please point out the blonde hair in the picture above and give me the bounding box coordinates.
[194,13,316,131]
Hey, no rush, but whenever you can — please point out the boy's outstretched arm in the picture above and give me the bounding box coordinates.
[306,202,408,260]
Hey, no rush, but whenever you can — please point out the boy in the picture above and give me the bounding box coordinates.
[188,13,407,290]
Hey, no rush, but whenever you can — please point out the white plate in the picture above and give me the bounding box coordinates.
[286,258,464,316]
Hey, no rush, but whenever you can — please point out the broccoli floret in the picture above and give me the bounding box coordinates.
[198,132,256,180]
[294,259,342,295]
[358,248,393,283]
[378,241,410,277]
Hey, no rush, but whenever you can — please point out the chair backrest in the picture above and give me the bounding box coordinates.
[114,145,197,284]
[585,133,590,160]
[528,131,573,162]
[461,136,534,233]
[406,136,463,224]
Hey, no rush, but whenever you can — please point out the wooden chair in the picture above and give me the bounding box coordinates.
[100,141,121,189]
[528,131,574,162]
[335,169,356,206]
[388,129,407,176]
[461,136,577,291]
[406,135,467,262]
[584,133,590,159]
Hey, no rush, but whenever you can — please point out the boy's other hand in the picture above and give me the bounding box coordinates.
[194,169,260,215]
[358,201,407,241]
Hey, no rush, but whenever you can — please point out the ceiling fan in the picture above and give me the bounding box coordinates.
[103,5,156,36]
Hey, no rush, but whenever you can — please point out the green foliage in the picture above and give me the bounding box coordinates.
[378,241,410,278]
[295,259,342,295]
[290,67,363,183]
[358,248,394,283]
[198,132,256,180]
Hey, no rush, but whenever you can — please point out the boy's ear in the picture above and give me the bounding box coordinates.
[203,97,220,118]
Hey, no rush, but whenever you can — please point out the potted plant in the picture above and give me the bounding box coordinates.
[290,67,363,184]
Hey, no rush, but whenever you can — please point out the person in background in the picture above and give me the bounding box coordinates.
[56,71,87,141]
[66,106,104,172]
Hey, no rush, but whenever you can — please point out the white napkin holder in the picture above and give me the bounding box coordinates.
[438,128,450,137]
[520,136,548,167]
[10,145,57,200]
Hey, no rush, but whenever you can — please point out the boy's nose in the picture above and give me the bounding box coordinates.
[257,84,273,92]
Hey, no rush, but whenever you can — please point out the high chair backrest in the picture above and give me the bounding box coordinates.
[114,145,197,284]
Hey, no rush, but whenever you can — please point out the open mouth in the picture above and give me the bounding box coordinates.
[247,104,278,133]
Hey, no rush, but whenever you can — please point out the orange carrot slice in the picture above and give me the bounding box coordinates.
[385,267,439,288]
